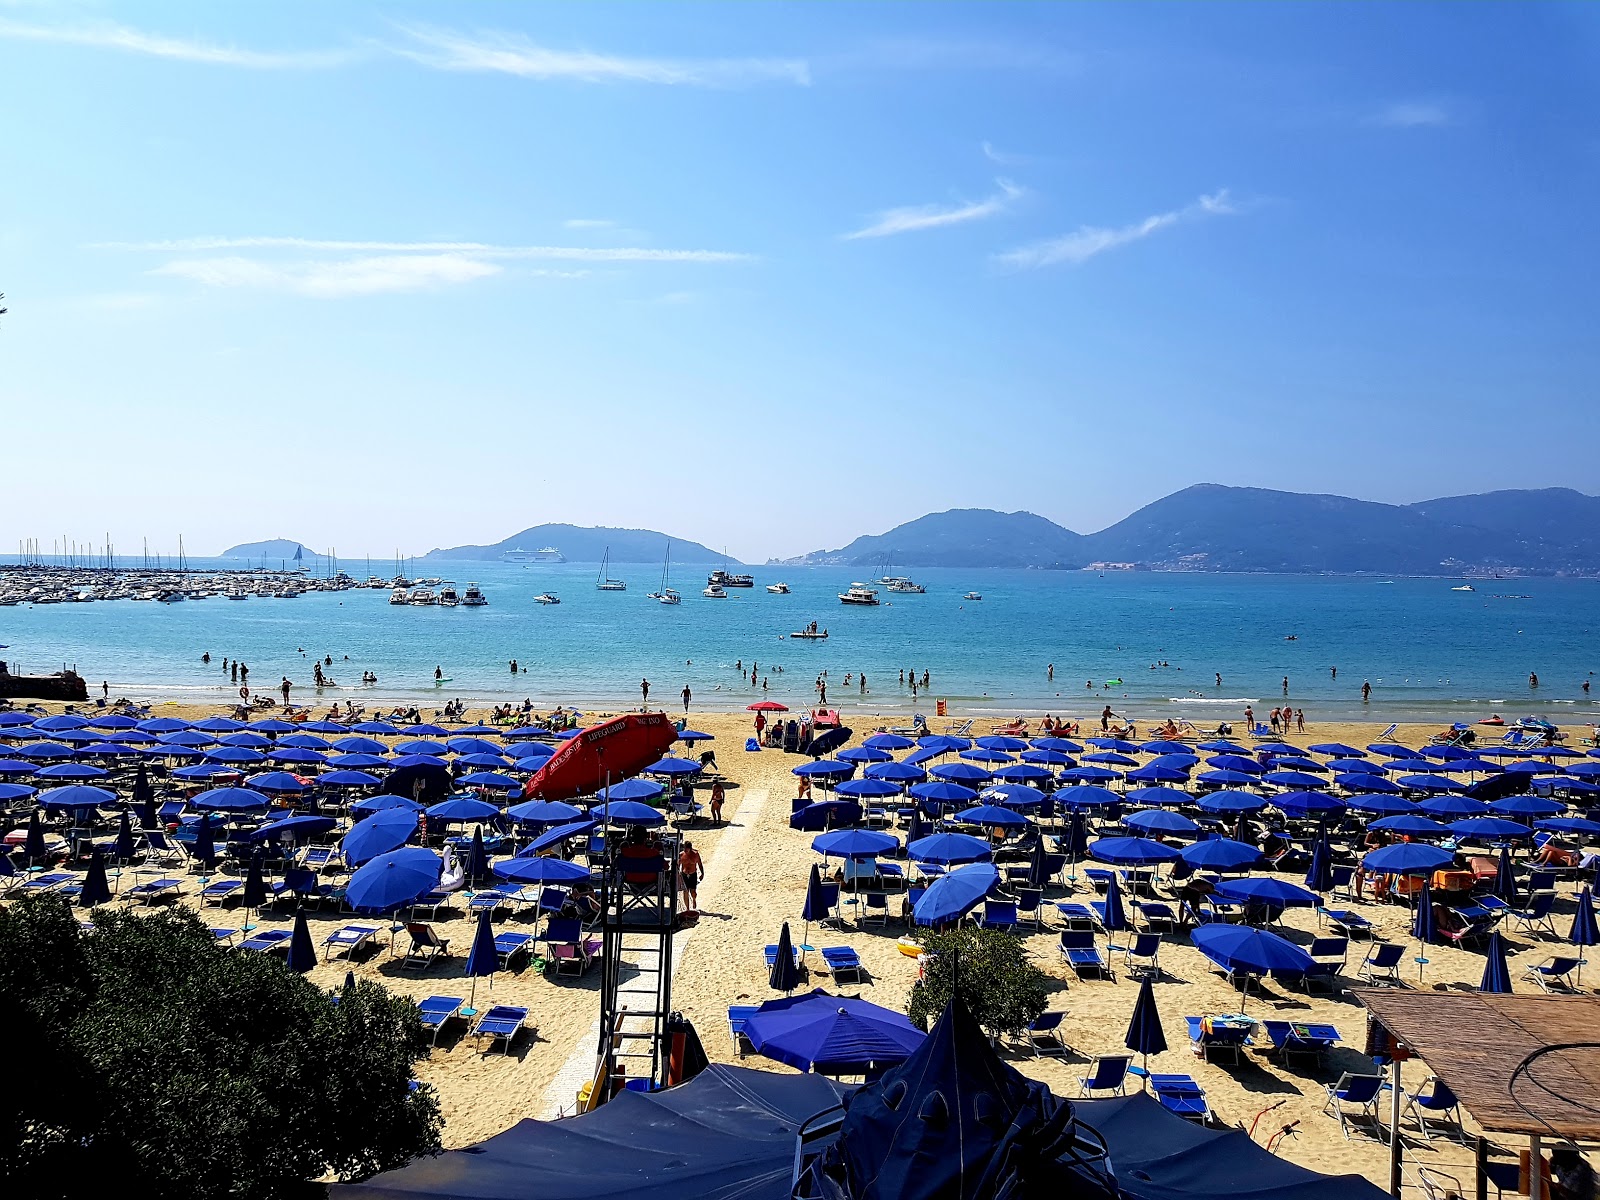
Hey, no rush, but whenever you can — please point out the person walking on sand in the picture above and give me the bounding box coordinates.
[678,840,703,915]
[681,684,691,714]
[819,679,828,705]
[709,779,725,824]
[1296,708,1306,733]
[280,677,291,706]
[1101,705,1113,731]
[754,710,767,739]
[1244,704,1255,728]
[641,678,650,707]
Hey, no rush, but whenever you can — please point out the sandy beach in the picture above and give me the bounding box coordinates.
[10,695,1597,1192]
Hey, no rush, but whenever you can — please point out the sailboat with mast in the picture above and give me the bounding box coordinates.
[596,548,627,592]
[649,541,681,605]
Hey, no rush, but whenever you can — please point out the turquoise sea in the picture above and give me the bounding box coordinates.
[3,561,1597,726]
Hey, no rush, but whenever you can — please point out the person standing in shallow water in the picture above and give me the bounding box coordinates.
[681,684,691,714]
[640,678,650,707]
[1362,681,1371,702]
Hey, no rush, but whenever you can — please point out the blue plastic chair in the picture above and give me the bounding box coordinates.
[1079,1054,1131,1097]
[1323,1073,1384,1139]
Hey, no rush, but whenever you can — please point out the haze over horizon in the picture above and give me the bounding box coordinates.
[3,3,1597,563]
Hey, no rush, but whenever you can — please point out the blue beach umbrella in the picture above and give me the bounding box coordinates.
[270,747,326,766]
[192,717,245,733]
[1412,884,1437,952]
[342,808,419,865]
[596,778,665,802]
[1089,738,1140,753]
[594,801,667,826]
[1480,931,1513,993]
[1089,837,1180,867]
[465,826,490,884]
[992,762,1052,783]
[1033,737,1083,753]
[32,714,88,732]
[1536,816,1600,836]
[427,797,501,823]
[953,748,1017,764]
[0,782,35,803]
[1179,838,1261,872]
[1027,836,1052,889]
[287,909,317,974]
[913,862,1000,926]
[191,813,217,868]
[1126,809,1198,836]
[0,759,36,776]
[836,778,902,799]
[1492,795,1564,819]
[1402,774,1468,795]
[249,718,298,735]
[838,746,891,764]
[1063,809,1090,859]
[252,814,336,843]
[112,809,136,861]
[390,754,447,770]
[1341,780,1408,801]
[394,739,447,757]
[1263,770,1329,790]
[491,855,592,885]
[1370,814,1451,837]
[505,799,584,826]
[908,781,977,806]
[1207,754,1263,774]
[22,810,47,861]
[205,746,266,766]
[793,759,853,779]
[298,720,349,735]
[930,762,991,785]
[79,849,113,907]
[400,723,450,737]
[1418,794,1491,818]
[1125,974,1167,1078]
[1309,742,1366,758]
[136,717,189,733]
[743,990,924,1075]
[321,769,382,788]
[457,753,513,769]
[447,737,508,757]
[1449,817,1533,841]
[1217,877,1319,909]
[1493,843,1518,902]
[1084,752,1138,767]
[506,741,555,761]
[1198,739,1248,753]
[194,786,271,813]
[954,804,1029,830]
[676,729,714,744]
[1329,759,1385,775]
[1364,843,1453,875]
[1101,872,1129,932]
[907,832,992,866]
[1126,764,1189,785]
[37,784,116,811]
[241,851,267,918]
[1195,769,1258,787]
[220,732,273,749]
[1058,785,1121,809]
[648,756,702,776]
[917,735,970,754]
[976,734,1029,752]
[35,762,109,780]
[1125,786,1192,808]
[980,783,1046,809]
[865,761,927,784]
[458,772,521,791]
[464,909,498,1008]
[1197,790,1266,815]
[1021,749,1072,766]
[249,771,308,793]
[1274,791,1346,819]
[334,736,388,754]
[801,863,830,926]
[812,829,898,860]
[769,922,801,993]
[1191,925,1315,983]
[1062,765,1121,783]
[346,847,443,913]
[519,820,599,856]
[1571,887,1598,983]
[864,733,915,751]
[1305,833,1335,894]
[158,731,215,749]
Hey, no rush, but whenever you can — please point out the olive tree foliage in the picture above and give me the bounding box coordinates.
[0,896,441,1199]
[906,925,1050,1037]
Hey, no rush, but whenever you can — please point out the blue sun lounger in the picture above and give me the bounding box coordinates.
[201,879,244,907]
[21,872,75,894]
[728,1005,759,1056]
[127,877,182,905]
[1150,1074,1210,1123]
[1184,1015,1254,1064]
[1262,1021,1342,1068]
[820,946,865,983]
[493,931,536,968]
[240,928,293,953]
[323,923,382,961]
[417,996,464,1046]
[473,1005,528,1054]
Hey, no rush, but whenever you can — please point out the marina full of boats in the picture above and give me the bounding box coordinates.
[0,565,379,606]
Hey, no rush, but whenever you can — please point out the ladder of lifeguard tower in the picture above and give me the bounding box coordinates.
[593,831,679,1102]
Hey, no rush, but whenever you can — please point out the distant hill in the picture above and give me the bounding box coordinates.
[422,524,733,565]
[780,509,1086,569]
[783,486,1600,575]
[221,539,318,561]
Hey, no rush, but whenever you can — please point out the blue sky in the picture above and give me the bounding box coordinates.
[2,2,1596,563]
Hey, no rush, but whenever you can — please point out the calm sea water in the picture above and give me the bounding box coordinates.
[4,562,1597,725]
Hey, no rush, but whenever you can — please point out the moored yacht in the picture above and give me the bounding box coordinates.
[838,583,880,606]
[462,583,488,606]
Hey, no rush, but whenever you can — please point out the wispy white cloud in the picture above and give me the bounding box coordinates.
[98,236,754,263]
[844,180,1024,241]
[563,219,616,230]
[1373,101,1452,128]
[150,254,501,298]
[995,190,1237,270]
[393,24,810,87]
[0,16,354,68]
[981,141,1036,166]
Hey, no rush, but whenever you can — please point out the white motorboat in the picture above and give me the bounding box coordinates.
[838,583,880,606]
[534,592,561,605]
[389,588,409,605]
[462,583,488,606]
[766,582,791,594]
[703,583,728,599]
[1451,585,1475,592]
[886,578,926,594]
[438,585,460,606]
[408,587,437,605]
[963,591,983,601]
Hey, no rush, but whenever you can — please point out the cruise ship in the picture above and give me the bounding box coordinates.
[501,546,565,563]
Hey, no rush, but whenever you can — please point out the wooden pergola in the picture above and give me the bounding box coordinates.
[1354,990,1600,1200]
